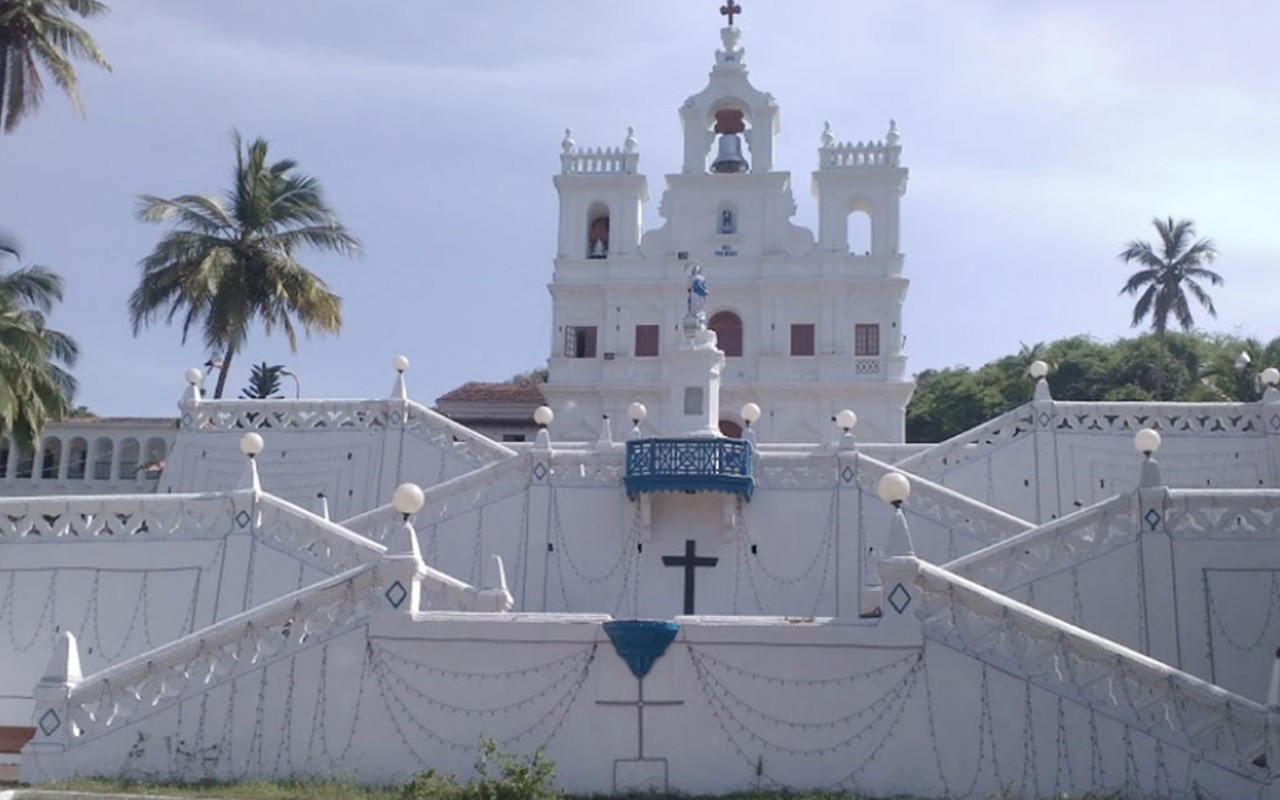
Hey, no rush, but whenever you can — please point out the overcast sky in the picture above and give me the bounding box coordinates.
[1,1,1276,417]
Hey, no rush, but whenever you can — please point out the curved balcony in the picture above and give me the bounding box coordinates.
[624,437,754,501]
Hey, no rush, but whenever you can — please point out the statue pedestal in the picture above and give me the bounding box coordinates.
[662,316,725,438]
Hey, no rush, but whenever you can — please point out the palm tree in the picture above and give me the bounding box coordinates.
[0,0,112,135]
[0,232,78,448]
[1119,216,1223,399]
[129,131,362,398]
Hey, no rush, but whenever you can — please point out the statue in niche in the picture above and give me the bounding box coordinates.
[719,208,736,235]
[687,264,709,321]
[588,215,610,259]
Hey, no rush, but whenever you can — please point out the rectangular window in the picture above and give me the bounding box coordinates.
[855,324,880,356]
[790,324,816,357]
[634,324,659,357]
[501,434,526,443]
[564,326,598,358]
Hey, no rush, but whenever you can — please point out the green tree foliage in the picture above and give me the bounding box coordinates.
[241,362,284,399]
[0,231,78,447]
[129,131,362,398]
[0,0,112,134]
[1119,217,1223,398]
[906,331,1280,442]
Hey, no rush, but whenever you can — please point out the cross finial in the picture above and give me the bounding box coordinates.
[720,1,742,25]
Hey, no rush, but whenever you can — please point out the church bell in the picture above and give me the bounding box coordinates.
[710,133,749,174]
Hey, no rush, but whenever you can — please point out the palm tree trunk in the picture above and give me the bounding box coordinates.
[213,347,236,399]
[1156,326,1166,400]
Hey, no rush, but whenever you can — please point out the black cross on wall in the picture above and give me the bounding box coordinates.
[662,539,718,615]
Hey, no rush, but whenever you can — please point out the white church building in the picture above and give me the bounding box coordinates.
[3,12,1280,800]
[542,20,912,444]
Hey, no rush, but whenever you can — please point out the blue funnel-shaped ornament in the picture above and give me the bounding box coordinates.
[603,620,680,680]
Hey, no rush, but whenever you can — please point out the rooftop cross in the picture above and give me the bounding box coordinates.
[719,1,742,25]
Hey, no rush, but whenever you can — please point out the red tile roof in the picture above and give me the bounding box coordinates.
[436,381,545,405]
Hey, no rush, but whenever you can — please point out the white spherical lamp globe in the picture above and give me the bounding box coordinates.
[1134,428,1162,456]
[1029,360,1049,379]
[1263,367,1280,387]
[534,405,555,427]
[392,354,410,373]
[628,402,648,423]
[239,432,265,457]
[392,482,425,516]
[877,472,911,507]
[185,368,203,386]
[836,408,858,432]
[741,402,762,425]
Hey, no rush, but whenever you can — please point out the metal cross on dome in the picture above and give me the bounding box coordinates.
[720,1,742,25]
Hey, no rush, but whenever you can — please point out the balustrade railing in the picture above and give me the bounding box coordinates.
[254,494,385,571]
[0,493,233,540]
[1157,489,1280,539]
[899,559,1271,777]
[857,454,1034,551]
[944,494,1132,588]
[819,140,900,170]
[342,455,532,544]
[560,146,638,175]
[57,564,379,742]
[625,438,754,500]
[896,405,1037,477]
[1049,401,1265,436]
[179,398,516,470]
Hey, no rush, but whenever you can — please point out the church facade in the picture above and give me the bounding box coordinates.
[3,11,1280,800]
[542,23,913,443]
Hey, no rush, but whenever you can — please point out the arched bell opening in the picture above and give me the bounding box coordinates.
[586,202,610,259]
[707,106,751,174]
[847,196,874,255]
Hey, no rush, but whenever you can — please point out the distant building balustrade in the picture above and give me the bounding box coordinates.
[624,437,754,501]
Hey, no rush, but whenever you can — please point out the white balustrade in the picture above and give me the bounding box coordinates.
[58,564,379,741]
[901,558,1271,777]
[560,145,638,176]
[0,493,233,540]
[819,140,899,170]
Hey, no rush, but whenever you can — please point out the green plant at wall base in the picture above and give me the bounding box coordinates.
[401,737,559,800]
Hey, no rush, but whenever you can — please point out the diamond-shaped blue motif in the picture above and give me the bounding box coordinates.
[38,708,60,737]
[234,509,252,529]
[841,466,855,484]
[1271,414,1280,432]
[181,412,194,428]
[1144,507,1162,530]
[533,462,548,481]
[1038,412,1051,427]
[887,583,911,614]
[385,580,408,609]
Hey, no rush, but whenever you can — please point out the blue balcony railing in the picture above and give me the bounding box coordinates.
[624,437,754,501]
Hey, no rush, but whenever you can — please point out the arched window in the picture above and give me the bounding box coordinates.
[847,198,873,255]
[66,437,88,480]
[709,311,743,357]
[40,436,61,479]
[119,438,140,480]
[143,438,167,479]
[92,438,113,480]
[586,202,610,259]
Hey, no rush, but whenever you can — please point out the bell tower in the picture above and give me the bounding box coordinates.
[679,15,779,176]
